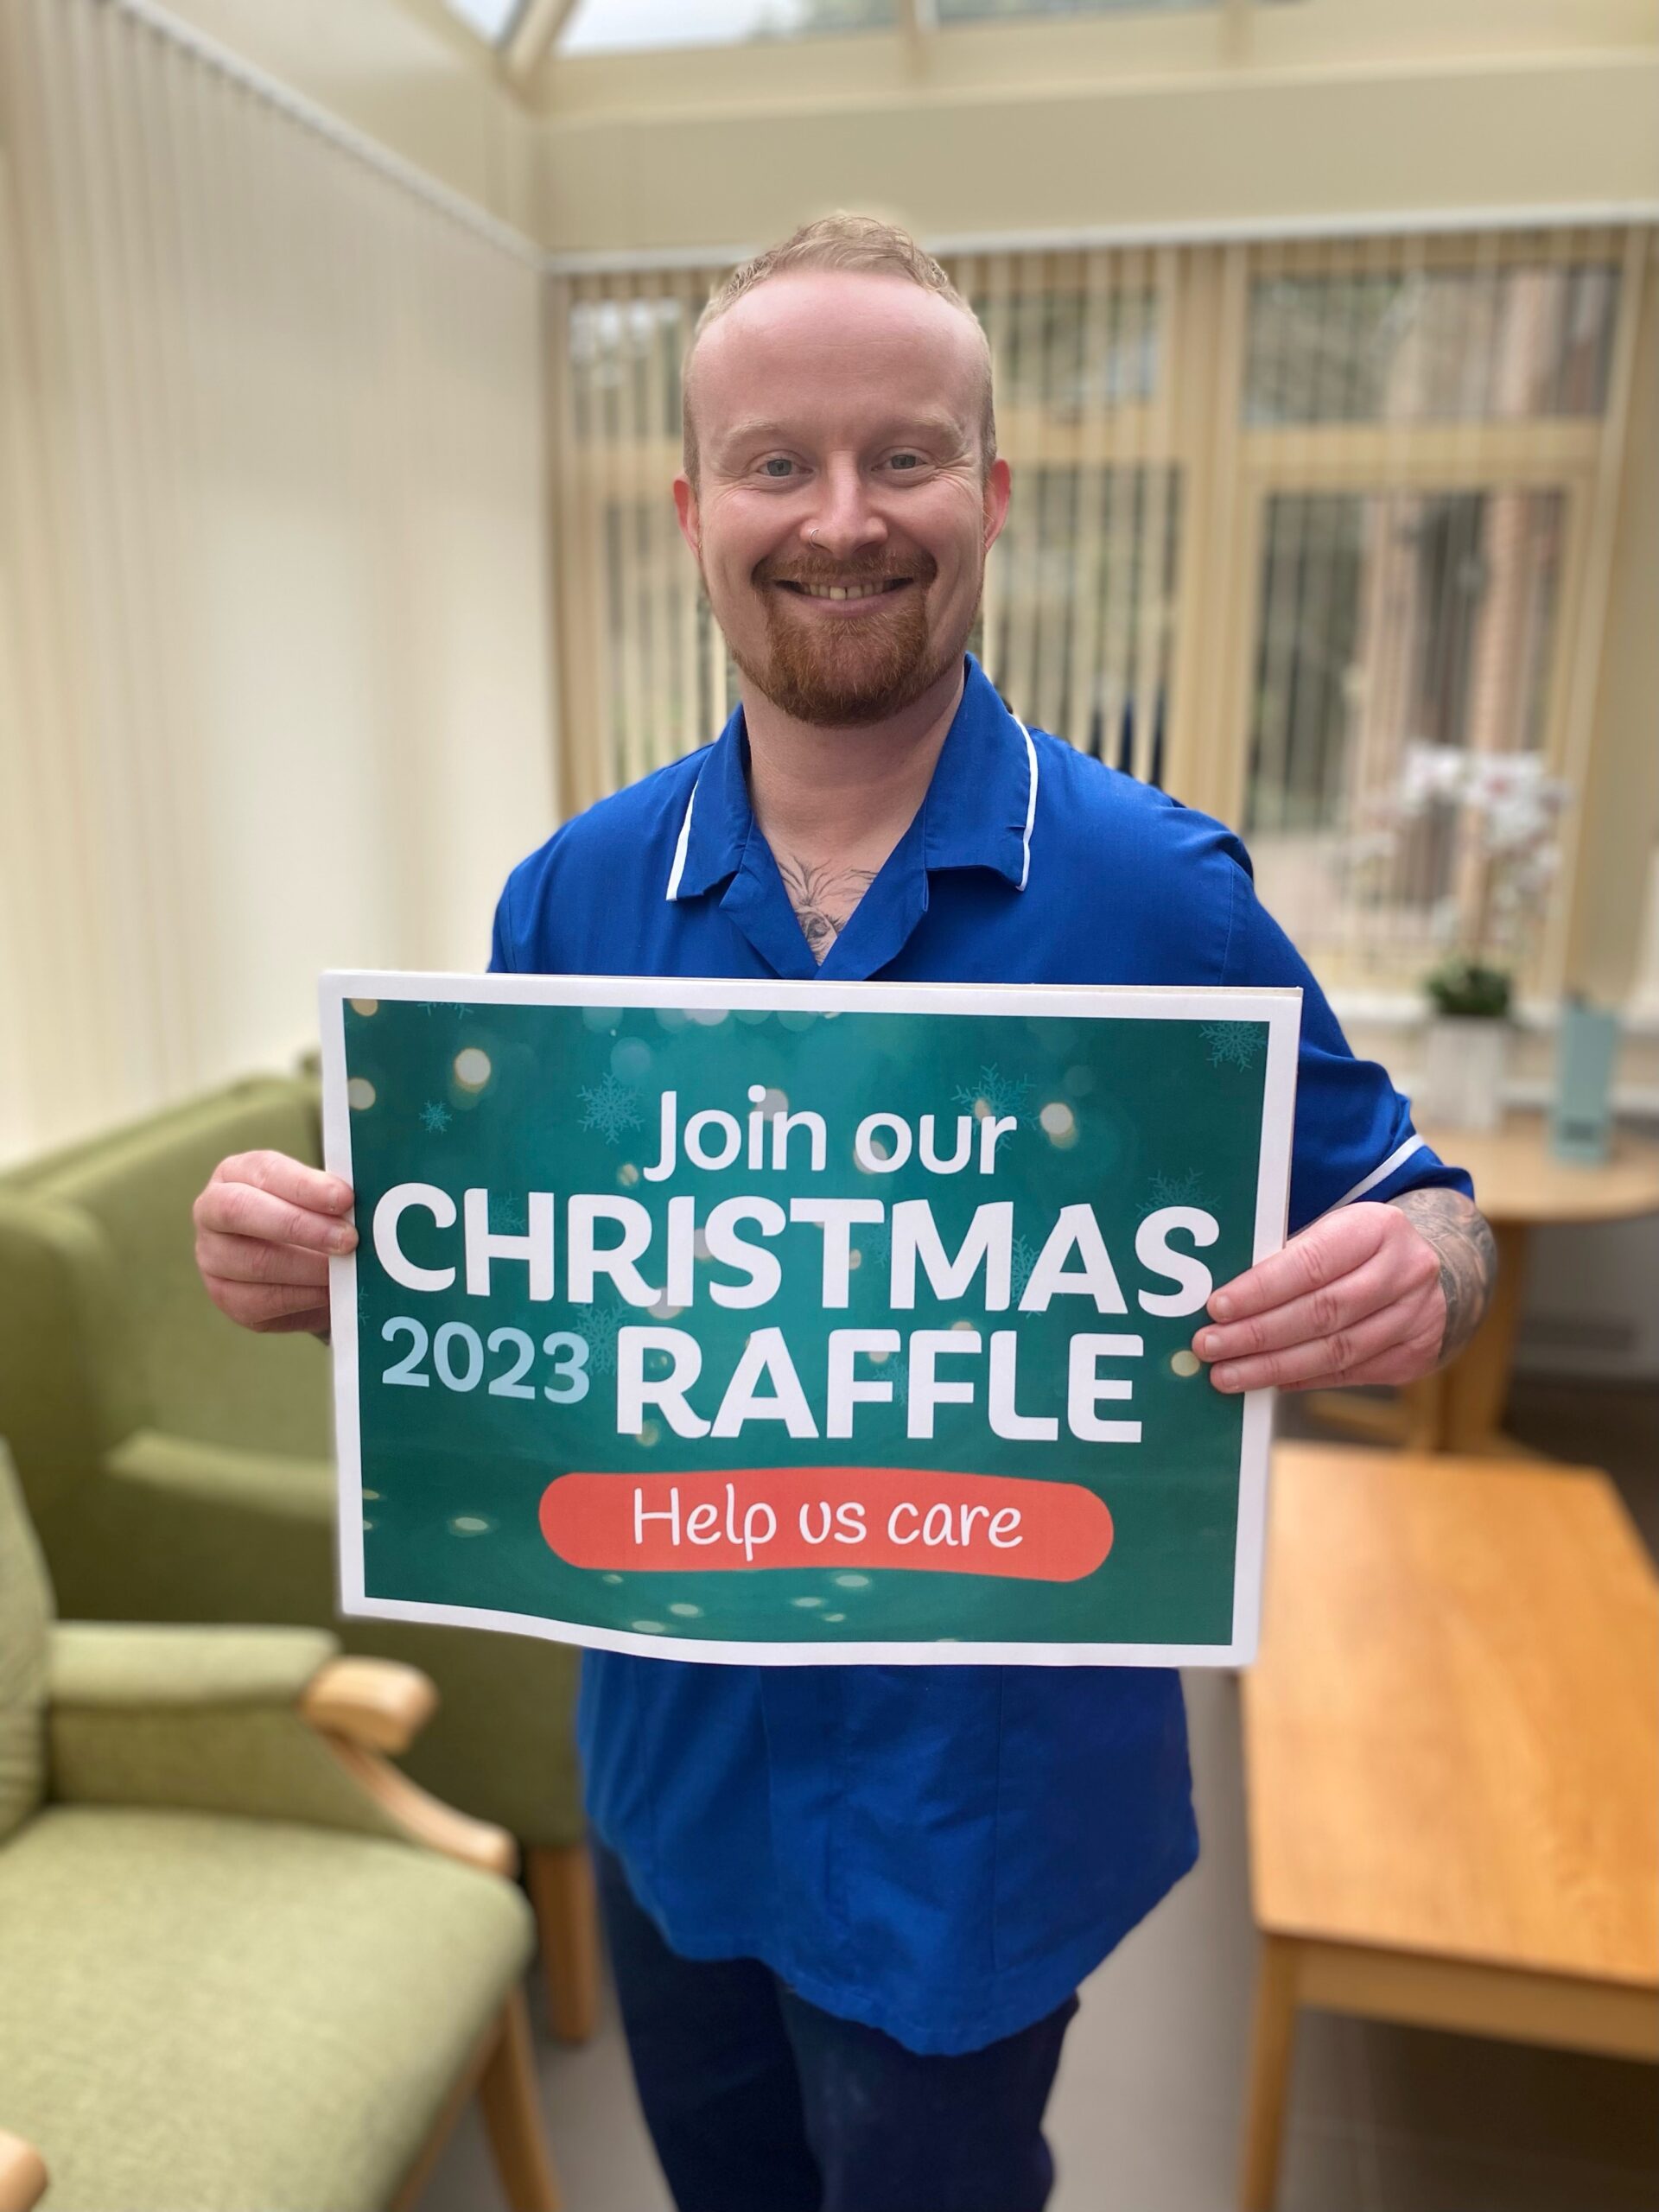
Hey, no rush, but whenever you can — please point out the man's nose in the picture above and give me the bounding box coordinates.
[803,459,888,563]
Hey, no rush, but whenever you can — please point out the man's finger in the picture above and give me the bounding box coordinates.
[1205,1286,1440,1394]
[196,1228,331,1289]
[213,1150,355,1216]
[195,1179,358,1255]
[1206,1205,1389,1323]
[1192,1247,1401,1366]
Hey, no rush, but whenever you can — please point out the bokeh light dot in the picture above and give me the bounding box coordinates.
[346,1077,376,1111]
[1171,1349,1202,1379]
[454,1047,492,1090]
[348,998,378,1017]
[1039,1100,1076,1139]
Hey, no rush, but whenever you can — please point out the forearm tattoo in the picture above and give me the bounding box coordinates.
[1389,1187,1498,1363]
[777,855,878,962]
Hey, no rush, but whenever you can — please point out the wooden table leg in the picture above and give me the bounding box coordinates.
[1438,1220,1530,1455]
[527,1841,601,2044]
[479,1987,562,2212]
[1239,1934,1301,2212]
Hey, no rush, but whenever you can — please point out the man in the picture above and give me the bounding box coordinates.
[195,216,1495,2212]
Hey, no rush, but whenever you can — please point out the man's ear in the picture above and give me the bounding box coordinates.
[982,457,1012,554]
[673,474,701,559]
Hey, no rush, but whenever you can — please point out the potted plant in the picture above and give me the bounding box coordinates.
[1401,746,1569,1132]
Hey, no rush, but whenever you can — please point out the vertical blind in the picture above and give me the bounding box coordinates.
[548,223,1648,998]
[0,0,556,1161]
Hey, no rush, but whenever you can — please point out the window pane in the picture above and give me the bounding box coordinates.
[969,286,1159,414]
[1244,489,1567,986]
[1244,264,1619,424]
[982,465,1182,778]
[562,0,895,55]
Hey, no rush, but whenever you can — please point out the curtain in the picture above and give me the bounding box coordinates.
[0,0,557,1162]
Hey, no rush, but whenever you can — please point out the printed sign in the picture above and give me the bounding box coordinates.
[320,976,1299,1665]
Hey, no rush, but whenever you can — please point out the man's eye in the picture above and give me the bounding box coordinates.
[760,458,797,479]
[887,453,925,472]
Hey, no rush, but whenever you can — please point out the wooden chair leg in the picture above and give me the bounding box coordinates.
[526,1841,601,2044]
[478,1988,561,2212]
[1238,1934,1300,2212]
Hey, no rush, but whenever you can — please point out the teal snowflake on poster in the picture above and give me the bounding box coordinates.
[583,1300,626,1380]
[494,1195,528,1233]
[1009,1235,1039,1303]
[448,1002,472,1018]
[952,1065,1034,1127]
[418,1100,452,1135]
[861,1223,892,1272]
[578,1072,644,1144]
[1199,1022,1266,1072]
[1147,1168,1207,1210]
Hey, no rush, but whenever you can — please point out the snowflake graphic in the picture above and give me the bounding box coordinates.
[1147,1168,1207,1211]
[578,1071,644,1144]
[952,1065,1034,1127]
[493,1194,528,1234]
[416,1002,440,1018]
[448,1002,472,1018]
[582,1300,627,1380]
[1009,1235,1039,1303]
[861,1224,893,1272]
[1198,1022,1267,1073]
[418,1100,453,1135]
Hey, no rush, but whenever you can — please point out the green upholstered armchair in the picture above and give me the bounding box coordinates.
[0,1443,559,2212]
[0,1076,597,2041]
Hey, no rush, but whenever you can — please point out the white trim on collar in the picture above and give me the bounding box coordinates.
[1012,713,1039,892]
[664,773,700,901]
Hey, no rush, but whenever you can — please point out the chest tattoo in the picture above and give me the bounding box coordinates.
[776,855,879,963]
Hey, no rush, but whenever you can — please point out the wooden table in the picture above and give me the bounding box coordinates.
[1238,1441,1659,2212]
[1312,1114,1659,1455]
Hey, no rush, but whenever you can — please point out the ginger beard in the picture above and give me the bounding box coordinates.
[709,543,974,728]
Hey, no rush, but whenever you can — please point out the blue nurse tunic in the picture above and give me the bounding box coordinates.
[489,655,1471,2056]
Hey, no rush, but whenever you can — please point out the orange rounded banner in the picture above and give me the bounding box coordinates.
[539,1467,1113,1583]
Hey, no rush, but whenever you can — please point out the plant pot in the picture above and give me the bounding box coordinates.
[1418,1015,1508,1133]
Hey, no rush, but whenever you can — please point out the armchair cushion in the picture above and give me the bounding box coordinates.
[0,1807,534,2210]
[0,1450,52,1844]
[46,1624,420,1846]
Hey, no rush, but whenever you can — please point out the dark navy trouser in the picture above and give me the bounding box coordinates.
[594,1843,1078,2212]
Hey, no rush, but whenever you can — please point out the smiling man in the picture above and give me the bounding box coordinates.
[194,216,1495,2212]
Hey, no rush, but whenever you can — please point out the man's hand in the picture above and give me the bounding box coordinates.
[193,1150,357,1338]
[1192,1189,1497,1395]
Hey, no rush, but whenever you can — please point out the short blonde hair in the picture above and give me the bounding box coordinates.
[683,212,996,486]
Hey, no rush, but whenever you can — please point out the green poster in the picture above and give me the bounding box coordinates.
[321,976,1299,1666]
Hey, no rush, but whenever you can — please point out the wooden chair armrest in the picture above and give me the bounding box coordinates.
[299,1656,436,1753]
[317,1735,518,1878]
[0,2132,48,2212]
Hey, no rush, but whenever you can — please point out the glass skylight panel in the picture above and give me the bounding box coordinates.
[441,0,526,40]
[562,0,895,56]
[938,1,1211,17]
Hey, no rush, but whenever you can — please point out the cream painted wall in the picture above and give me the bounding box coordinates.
[534,57,1659,260]
[531,0,1659,256]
